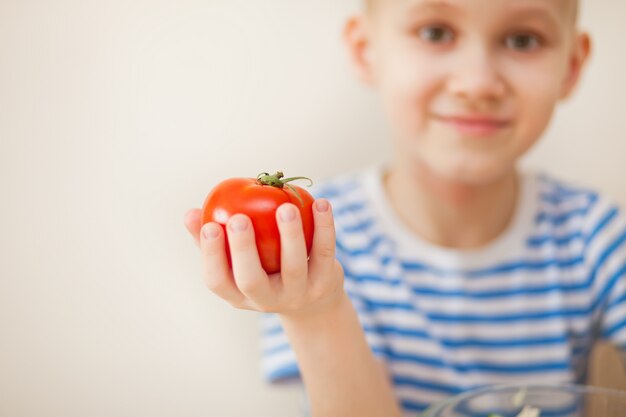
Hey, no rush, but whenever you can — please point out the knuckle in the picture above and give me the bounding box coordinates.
[281,264,306,280]
[280,293,304,312]
[309,287,325,303]
[203,242,222,258]
[316,212,334,225]
[316,243,335,259]
[237,277,264,294]
[280,223,303,240]
[334,260,344,276]
[227,299,250,310]
[204,275,227,293]
[257,304,278,314]
[284,301,302,313]
[201,233,222,254]
[315,214,335,230]
[310,275,330,295]
[228,234,255,252]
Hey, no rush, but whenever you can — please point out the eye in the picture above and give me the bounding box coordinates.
[505,33,542,52]
[418,25,455,44]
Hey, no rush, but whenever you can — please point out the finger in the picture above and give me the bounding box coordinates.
[276,203,308,293]
[200,222,248,307]
[184,208,202,247]
[308,199,337,278]
[226,214,274,304]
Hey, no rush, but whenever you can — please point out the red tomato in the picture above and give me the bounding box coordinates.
[201,172,315,274]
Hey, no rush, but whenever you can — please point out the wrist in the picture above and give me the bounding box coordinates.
[279,289,350,326]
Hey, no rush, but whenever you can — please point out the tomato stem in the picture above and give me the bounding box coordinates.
[256,171,313,206]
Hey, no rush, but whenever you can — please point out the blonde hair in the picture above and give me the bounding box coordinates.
[363,0,579,22]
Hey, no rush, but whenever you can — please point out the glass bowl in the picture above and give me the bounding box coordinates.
[420,384,626,417]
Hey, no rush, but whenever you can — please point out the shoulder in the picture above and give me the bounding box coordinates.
[308,167,375,221]
[533,171,626,238]
[309,166,393,259]
[309,168,365,203]
[535,171,600,212]
[533,172,626,282]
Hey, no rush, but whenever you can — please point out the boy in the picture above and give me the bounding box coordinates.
[184,0,626,416]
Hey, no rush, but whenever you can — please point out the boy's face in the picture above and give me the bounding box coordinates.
[345,0,590,185]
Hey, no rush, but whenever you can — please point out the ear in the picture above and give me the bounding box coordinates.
[560,32,592,100]
[342,14,376,86]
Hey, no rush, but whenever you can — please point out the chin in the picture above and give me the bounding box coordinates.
[425,155,516,187]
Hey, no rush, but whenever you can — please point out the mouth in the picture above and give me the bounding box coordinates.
[434,114,512,137]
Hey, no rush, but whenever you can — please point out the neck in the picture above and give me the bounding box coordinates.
[383,160,520,249]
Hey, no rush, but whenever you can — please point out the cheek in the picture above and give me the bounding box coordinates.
[509,68,563,150]
[520,93,557,149]
[375,45,443,133]
[513,65,564,100]
[506,55,568,124]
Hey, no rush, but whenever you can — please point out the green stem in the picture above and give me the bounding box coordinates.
[256,171,313,206]
[280,176,313,187]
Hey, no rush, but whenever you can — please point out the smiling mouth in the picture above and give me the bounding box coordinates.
[435,115,512,137]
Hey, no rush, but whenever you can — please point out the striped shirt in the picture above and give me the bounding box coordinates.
[259,163,626,416]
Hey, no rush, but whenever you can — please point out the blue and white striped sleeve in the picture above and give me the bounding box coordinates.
[258,247,382,384]
[591,201,626,361]
[259,312,300,384]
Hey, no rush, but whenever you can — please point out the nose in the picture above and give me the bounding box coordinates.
[447,43,507,104]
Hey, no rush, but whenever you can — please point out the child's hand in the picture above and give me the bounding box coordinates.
[183,199,345,318]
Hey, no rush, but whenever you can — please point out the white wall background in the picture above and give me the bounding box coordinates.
[1,1,625,416]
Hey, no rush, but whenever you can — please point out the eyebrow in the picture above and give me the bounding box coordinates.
[505,3,564,29]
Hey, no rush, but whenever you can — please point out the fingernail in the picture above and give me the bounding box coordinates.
[315,199,329,213]
[202,223,219,240]
[279,204,296,222]
[229,216,248,233]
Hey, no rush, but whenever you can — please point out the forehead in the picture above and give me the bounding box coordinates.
[367,0,578,23]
